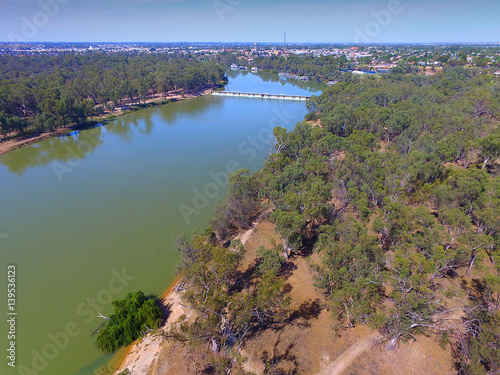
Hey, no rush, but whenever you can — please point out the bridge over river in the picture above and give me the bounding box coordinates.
[211,91,310,101]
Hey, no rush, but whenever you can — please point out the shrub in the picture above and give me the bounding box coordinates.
[96,291,162,353]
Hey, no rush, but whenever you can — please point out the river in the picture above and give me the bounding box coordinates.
[0,71,322,375]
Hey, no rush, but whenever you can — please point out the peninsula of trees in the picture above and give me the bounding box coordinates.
[166,65,499,374]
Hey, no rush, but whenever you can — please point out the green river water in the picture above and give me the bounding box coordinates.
[0,71,322,375]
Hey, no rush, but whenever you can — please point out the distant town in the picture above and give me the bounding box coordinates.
[2,42,500,74]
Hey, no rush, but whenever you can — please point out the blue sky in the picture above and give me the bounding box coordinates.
[1,0,499,43]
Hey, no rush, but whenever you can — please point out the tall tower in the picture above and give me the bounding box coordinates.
[284,31,287,50]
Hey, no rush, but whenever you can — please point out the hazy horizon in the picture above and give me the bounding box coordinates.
[1,0,499,44]
[2,41,500,45]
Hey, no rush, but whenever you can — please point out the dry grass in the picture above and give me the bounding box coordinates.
[240,221,458,375]
[352,334,455,375]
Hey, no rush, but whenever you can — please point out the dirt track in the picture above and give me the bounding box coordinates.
[318,332,383,375]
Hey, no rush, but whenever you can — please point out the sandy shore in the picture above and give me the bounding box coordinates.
[0,88,216,156]
[112,225,258,375]
[0,125,78,155]
[111,278,187,375]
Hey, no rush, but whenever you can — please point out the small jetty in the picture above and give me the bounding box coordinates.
[211,91,310,101]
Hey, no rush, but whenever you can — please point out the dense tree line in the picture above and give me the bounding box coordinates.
[241,54,352,81]
[173,66,499,374]
[0,52,226,138]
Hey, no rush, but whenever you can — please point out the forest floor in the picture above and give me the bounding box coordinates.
[0,87,215,156]
[113,219,457,375]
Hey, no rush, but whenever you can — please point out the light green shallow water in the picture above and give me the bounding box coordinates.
[0,72,321,375]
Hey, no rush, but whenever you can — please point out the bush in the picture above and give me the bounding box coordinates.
[96,291,162,353]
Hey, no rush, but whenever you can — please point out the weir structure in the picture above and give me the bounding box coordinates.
[211,91,310,101]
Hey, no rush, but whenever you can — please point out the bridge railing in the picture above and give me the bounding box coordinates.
[211,91,309,101]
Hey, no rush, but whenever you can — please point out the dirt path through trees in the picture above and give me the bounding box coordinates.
[318,332,383,375]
